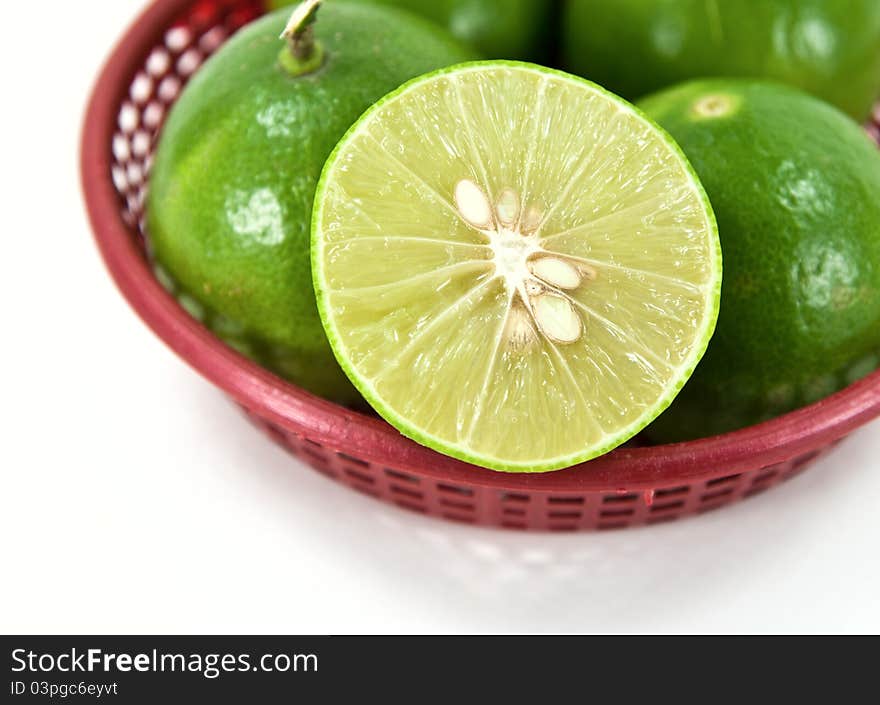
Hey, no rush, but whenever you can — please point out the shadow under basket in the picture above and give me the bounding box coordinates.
[82,0,880,531]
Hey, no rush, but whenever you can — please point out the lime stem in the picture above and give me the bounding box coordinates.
[279,0,325,76]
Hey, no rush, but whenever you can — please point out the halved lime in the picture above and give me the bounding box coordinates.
[312,61,721,473]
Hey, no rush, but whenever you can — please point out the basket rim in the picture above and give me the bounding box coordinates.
[81,0,880,493]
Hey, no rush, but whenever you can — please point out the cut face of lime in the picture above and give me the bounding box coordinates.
[313,62,721,473]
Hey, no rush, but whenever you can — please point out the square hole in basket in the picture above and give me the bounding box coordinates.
[390,485,423,501]
[650,500,685,513]
[547,496,585,505]
[706,473,742,488]
[301,446,330,467]
[600,507,635,519]
[655,485,689,498]
[440,498,475,512]
[598,521,630,531]
[751,470,778,487]
[502,506,526,517]
[199,26,228,54]
[344,468,375,486]
[394,500,426,515]
[548,510,583,520]
[438,483,475,497]
[701,487,735,503]
[385,468,419,484]
[338,452,369,468]
[602,493,638,504]
[501,492,530,504]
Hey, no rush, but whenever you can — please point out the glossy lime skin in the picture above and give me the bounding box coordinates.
[639,80,880,441]
[269,0,553,60]
[564,0,880,120]
[147,4,476,403]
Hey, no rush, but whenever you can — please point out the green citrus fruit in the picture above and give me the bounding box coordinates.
[564,0,880,120]
[147,3,476,403]
[269,0,552,60]
[313,61,721,472]
[639,79,880,442]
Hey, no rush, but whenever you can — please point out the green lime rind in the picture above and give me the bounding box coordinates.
[640,78,880,441]
[563,0,880,121]
[312,60,721,473]
[145,4,476,404]
[269,0,555,61]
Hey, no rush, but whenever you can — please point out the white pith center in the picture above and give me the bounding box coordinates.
[454,179,594,347]
[491,227,540,292]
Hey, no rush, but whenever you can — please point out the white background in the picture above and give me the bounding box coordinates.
[1,0,878,635]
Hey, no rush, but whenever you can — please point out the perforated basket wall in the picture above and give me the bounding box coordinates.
[82,0,880,531]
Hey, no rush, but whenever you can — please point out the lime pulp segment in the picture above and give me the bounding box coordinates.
[313,62,721,472]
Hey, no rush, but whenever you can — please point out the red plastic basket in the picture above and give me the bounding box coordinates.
[82,0,880,531]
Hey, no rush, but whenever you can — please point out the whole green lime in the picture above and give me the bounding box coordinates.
[269,0,553,60]
[565,0,880,120]
[147,3,476,403]
[639,80,880,441]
